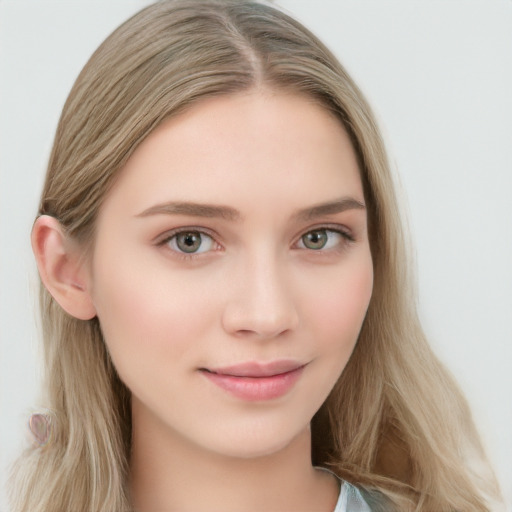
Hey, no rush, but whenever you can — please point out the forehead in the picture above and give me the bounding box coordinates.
[101,90,363,218]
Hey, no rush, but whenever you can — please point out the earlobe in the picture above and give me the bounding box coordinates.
[31,215,97,320]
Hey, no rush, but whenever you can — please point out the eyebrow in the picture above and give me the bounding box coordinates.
[294,197,366,221]
[136,202,240,221]
[136,197,365,222]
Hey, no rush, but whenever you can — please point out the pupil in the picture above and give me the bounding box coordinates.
[184,234,196,246]
[304,230,327,249]
[178,232,201,253]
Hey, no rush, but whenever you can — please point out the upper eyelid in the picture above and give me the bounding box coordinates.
[157,229,223,259]
[293,223,354,242]
[155,226,220,245]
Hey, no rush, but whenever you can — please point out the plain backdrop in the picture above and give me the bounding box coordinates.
[1,1,511,510]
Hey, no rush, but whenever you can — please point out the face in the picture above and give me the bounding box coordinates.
[87,91,373,459]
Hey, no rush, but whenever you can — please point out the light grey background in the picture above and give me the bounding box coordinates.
[1,1,511,510]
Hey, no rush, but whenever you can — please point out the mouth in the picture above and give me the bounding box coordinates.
[199,360,306,401]
[202,360,305,378]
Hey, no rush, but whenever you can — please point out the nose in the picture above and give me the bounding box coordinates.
[221,256,299,340]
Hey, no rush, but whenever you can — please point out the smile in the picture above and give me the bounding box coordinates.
[200,361,306,401]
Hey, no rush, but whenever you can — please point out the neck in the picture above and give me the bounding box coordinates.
[129,406,338,512]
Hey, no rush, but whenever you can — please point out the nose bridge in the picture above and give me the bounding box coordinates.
[222,245,298,339]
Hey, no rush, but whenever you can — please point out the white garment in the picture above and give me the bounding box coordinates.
[315,467,372,512]
[332,480,372,512]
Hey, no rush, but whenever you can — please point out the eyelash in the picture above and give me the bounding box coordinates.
[157,227,221,261]
[157,225,355,260]
[296,227,355,252]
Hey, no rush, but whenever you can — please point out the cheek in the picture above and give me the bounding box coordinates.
[305,255,373,354]
[89,248,216,378]
[293,254,373,417]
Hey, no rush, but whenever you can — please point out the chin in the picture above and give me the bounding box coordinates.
[202,420,310,461]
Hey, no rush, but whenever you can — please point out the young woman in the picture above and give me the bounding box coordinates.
[9,1,503,511]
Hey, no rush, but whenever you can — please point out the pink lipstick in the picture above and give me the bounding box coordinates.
[200,360,305,401]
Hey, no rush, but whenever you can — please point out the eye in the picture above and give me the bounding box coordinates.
[298,229,347,251]
[166,231,215,254]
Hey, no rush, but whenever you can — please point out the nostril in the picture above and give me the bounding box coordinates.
[236,329,258,337]
[233,325,294,340]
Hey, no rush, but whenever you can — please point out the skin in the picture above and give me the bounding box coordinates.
[33,90,373,511]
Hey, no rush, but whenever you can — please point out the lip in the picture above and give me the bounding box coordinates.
[200,360,306,401]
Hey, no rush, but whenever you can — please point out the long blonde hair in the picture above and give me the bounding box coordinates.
[10,1,501,511]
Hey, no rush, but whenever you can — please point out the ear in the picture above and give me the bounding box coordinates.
[31,215,97,320]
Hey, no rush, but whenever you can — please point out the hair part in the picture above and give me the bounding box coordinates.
[10,1,502,511]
